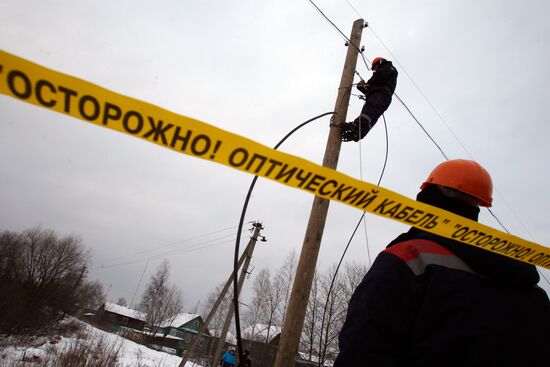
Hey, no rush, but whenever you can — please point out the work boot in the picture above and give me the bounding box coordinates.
[341,114,372,142]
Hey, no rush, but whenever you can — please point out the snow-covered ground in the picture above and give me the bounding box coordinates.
[0,319,203,367]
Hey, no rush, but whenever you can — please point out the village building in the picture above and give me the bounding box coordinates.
[241,324,331,367]
[95,302,146,333]
[150,313,212,357]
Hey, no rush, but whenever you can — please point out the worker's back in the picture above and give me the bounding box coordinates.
[335,229,550,367]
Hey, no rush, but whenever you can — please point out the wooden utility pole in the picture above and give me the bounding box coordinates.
[273,19,365,367]
[178,222,262,367]
[211,222,262,366]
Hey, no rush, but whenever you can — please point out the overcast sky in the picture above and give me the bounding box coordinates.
[1,0,549,310]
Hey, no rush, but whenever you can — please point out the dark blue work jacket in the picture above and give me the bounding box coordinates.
[335,229,550,367]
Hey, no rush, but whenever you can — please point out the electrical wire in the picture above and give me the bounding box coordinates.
[338,1,463,156]
[341,0,550,342]
[318,114,389,365]
[98,234,246,269]
[363,23,537,248]
[343,0,362,19]
[232,112,336,364]
[305,0,371,76]
[332,2,452,162]
[486,205,550,289]
[306,0,352,45]
[97,225,238,264]
[487,208,511,234]
[393,93,449,160]
[538,269,550,288]
[307,2,545,357]
[129,261,149,308]
[367,26,472,158]
[98,232,240,266]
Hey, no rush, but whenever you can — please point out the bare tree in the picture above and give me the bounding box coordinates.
[243,289,263,338]
[341,262,368,301]
[0,227,89,331]
[201,282,233,337]
[139,260,184,335]
[300,271,320,361]
[260,268,285,343]
[275,249,297,324]
[116,297,128,307]
[318,266,348,364]
[75,279,106,311]
[244,268,270,341]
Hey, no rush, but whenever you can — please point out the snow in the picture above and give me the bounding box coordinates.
[159,313,200,328]
[210,329,237,345]
[242,324,282,343]
[0,319,203,367]
[104,302,146,321]
[152,332,183,340]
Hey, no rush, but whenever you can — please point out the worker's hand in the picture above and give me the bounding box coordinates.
[357,80,368,94]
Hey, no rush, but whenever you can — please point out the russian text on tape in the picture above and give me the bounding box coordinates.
[1,50,548,269]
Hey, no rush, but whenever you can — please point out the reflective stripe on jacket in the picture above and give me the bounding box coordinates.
[335,236,550,367]
[384,239,475,276]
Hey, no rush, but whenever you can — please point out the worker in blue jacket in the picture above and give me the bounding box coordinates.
[335,159,550,366]
[221,349,236,367]
[341,57,398,142]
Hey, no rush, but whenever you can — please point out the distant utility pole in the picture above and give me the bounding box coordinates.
[61,265,87,320]
[178,222,264,367]
[273,19,365,367]
[211,222,263,366]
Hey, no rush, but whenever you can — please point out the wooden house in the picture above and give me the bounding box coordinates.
[96,302,146,332]
[150,313,212,357]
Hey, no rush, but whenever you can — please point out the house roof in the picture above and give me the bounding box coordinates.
[242,323,282,343]
[210,329,237,344]
[103,302,146,321]
[159,313,201,328]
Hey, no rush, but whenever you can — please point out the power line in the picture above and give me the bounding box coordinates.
[99,237,242,269]
[538,269,550,288]
[129,261,148,308]
[487,208,511,234]
[98,235,246,269]
[318,113,389,365]
[98,225,238,264]
[232,112,336,363]
[367,26,474,158]
[97,232,240,268]
[393,93,449,160]
[342,0,550,302]
[305,0,371,75]
[306,0,351,44]
[334,3,453,160]
[492,188,537,242]
[343,0,362,19]
[339,1,469,156]
[364,24,537,241]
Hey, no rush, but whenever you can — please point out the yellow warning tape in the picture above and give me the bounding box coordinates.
[1,50,549,269]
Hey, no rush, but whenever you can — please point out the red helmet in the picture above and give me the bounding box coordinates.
[420,159,493,207]
[371,57,385,69]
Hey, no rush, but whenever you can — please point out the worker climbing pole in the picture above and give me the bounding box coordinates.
[341,57,398,142]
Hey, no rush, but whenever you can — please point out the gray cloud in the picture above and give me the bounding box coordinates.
[1,0,548,307]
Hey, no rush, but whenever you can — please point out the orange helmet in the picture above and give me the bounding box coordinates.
[420,159,493,207]
[372,57,385,69]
